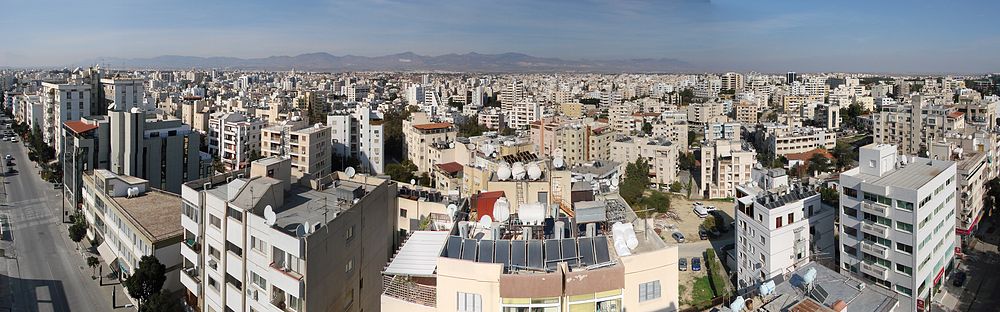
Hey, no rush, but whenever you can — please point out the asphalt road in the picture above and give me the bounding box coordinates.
[0,137,114,311]
[956,223,1000,312]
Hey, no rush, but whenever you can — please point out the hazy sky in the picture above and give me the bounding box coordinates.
[3,0,999,72]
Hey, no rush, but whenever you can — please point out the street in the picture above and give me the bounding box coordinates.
[955,219,1000,312]
[0,137,115,311]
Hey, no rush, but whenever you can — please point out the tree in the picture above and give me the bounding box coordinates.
[87,256,100,277]
[669,181,683,193]
[839,102,869,130]
[642,191,671,213]
[819,186,839,207]
[678,152,697,171]
[246,149,264,163]
[687,130,697,146]
[701,216,717,231]
[68,216,87,246]
[419,172,432,187]
[832,142,857,170]
[808,153,832,175]
[124,256,167,309]
[642,122,652,135]
[620,157,651,205]
[385,159,418,183]
[456,117,487,137]
[773,155,787,169]
[138,290,179,312]
[212,159,225,173]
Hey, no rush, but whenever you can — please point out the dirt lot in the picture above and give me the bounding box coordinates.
[646,195,734,243]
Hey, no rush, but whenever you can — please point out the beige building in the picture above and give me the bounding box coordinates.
[404,112,458,174]
[530,118,615,167]
[260,119,332,181]
[734,100,759,124]
[609,136,680,186]
[756,124,837,156]
[559,102,584,118]
[871,95,965,155]
[380,195,679,312]
[700,140,756,199]
[685,101,727,124]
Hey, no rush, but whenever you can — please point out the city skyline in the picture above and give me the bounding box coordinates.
[4,0,1000,73]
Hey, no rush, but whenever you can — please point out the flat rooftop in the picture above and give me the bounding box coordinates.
[857,157,952,190]
[110,190,183,242]
[760,262,897,312]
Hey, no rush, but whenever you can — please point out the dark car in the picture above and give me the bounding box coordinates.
[952,271,967,287]
[691,257,702,271]
[679,258,687,271]
[699,229,709,240]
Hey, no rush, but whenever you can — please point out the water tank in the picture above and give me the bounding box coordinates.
[511,162,526,180]
[519,202,545,224]
[527,163,542,180]
[497,163,512,181]
[493,198,511,222]
[552,157,565,169]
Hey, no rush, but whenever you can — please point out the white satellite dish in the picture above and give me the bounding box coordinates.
[479,214,493,228]
[264,205,277,226]
[303,221,311,233]
[493,198,510,222]
[410,179,416,185]
[611,178,620,187]
[447,203,458,218]
[553,148,565,158]
[511,162,526,180]
[295,224,307,237]
[552,156,565,169]
[345,167,356,178]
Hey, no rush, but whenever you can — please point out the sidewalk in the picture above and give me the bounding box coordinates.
[79,240,137,310]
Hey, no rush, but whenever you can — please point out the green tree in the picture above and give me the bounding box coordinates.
[212,159,225,173]
[139,291,180,312]
[819,186,839,207]
[642,122,652,135]
[678,152,697,171]
[619,157,651,205]
[773,155,787,169]
[385,159,418,183]
[87,256,100,277]
[457,118,487,137]
[419,172,432,187]
[701,216,717,231]
[382,107,413,161]
[246,149,264,163]
[124,256,167,309]
[808,153,833,175]
[669,181,683,193]
[832,142,857,170]
[68,216,87,246]
[642,191,672,213]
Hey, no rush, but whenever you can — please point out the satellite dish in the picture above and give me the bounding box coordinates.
[479,215,493,228]
[410,179,416,185]
[497,163,512,181]
[511,162,526,180]
[264,205,277,226]
[345,167,356,178]
[493,197,510,222]
[303,221,311,233]
[552,156,565,169]
[447,203,458,218]
[611,178,620,187]
[295,224,307,237]
[553,148,565,158]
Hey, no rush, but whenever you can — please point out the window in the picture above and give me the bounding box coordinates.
[843,187,858,198]
[895,285,912,297]
[843,206,858,218]
[843,225,858,238]
[209,246,221,260]
[896,221,913,233]
[345,259,353,272]
[896,242,913,254]
[895,263,913,276]
[210,214,221,229]
[345,225,355,241]
[208,277,218,290]
[228,207,243,222]
[250,236,268,254]
[250,271,267,289]
[787,213,794,224]
[457,292,483,312]
[288,294,302,311]
[638,281,661,302]
[895,199,914,211]
[400,209,407,218]
[775,216,783,228]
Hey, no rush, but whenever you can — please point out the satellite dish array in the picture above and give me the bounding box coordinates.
[496,161,543,181]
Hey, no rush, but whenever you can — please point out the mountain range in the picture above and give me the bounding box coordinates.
[83,52,694,73]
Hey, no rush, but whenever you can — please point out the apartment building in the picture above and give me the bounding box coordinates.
[477,107,503,130]
[182,100,217,134]
[814,103,841,130]
[381,195,679,312]
[734,100,759,124]
[872,95,965,155]
[42,81,92,156]
[403,112,457,174]
[609,136,680,185]
[721,72,744,91]
[530,118,614,166]
[704,122,741,141]
[686,101,727,124]
[757,263,899,311]
[508,101,541,129]
[261,118,332,181]
[756,125,837,157]
[700,140,756,199]
[733,171,835,293]
[929,140,992,245]
[209,112,266,171]
[82,170,184,302]
[328,106,386,174]
[500,80,526,114]
[101,77,146,113]
[178,158,398,312]
[838,144,957,312]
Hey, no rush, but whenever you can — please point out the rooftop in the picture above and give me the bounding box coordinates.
[413,122,453,131]
[854,156,953,190]
[63,120,98,134]
[110,190,183,242]
[760,262,897,312]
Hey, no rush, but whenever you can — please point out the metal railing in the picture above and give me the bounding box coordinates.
[382,275,437,307]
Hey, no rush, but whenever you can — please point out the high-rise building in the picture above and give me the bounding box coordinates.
[700,140,756,199]
[721,72,744,91]
[100,77,145,112]
[42,81,91,156]
[500,80,525,115]
[208,112,266,171]
[786,72,797,84]
[327,106,385,174]
[838,144,957,312]
[260,118,332,182]
[178,158,398,312]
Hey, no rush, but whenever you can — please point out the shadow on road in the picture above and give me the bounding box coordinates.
[0,274,71,312]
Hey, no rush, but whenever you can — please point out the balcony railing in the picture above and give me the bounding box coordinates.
[269,262,303,280]
[184,238,202,252]
[860,201,889,217]
[382,275,437,308]
[861,220,890,237]
[861,241,889,258]
[860,261,889,280]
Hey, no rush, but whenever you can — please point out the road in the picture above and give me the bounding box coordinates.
[0,137,115,311]
[955,220,1000,312]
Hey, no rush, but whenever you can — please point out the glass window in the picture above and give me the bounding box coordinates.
[209,214,221,229]
[639,280,661,302]
[458,292,483,312]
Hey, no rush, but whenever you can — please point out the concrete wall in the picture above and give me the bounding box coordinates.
[621,246,680,312]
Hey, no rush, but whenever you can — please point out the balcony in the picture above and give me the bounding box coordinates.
[861,220,890,237]
[860,261,889,280]
[181,239,200,263]
[861,241,889,258]
[861,201,889,217]
[180,267,201,294]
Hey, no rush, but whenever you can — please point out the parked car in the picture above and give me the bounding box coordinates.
[671,231,685,243]
[691,257,702,271]
[679,258,687,271]
[952,271,967,287]
[698,228,709,240]
[4,155,10,160]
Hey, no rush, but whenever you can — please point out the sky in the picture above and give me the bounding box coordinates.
[2,0,1000,73]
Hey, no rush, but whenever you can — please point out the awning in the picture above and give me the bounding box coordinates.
[382,231,450,277]
[96,242,119,271]
[933,267,945,286]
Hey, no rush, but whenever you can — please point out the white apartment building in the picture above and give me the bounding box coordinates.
[838,144,957,312]
[209,112,266,171]
[500,80,525,113]
[41,81,91,156]
[733,171,835,293]
[872,95,965,155]
[82,170,184,304]
[508,101,541,129]
[403,112,457,174]
[704,122,741,141]
[327,106,385,174]
[178,158,398,312]
[101,77,146,112]
[686,101,727,124]
[700,140,756,199]
[757,125,837,157]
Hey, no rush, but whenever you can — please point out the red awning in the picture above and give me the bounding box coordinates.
[955,213,983,236]
[933,267,945,286]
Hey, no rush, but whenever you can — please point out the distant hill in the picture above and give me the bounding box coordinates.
[82,52,694,73]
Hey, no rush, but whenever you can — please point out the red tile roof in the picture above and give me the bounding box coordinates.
[413,122,453,130]
[785,148,834,162]
[435,162,463,174]
[949,111,964,118]
[64,121,98,134]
